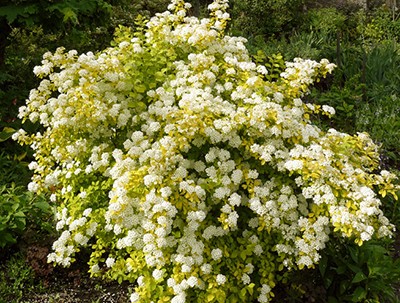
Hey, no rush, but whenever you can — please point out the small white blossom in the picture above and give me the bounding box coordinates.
[152,269,163,280]
[105,257,115,268]
[216,274,226,285]
[130,292,140,302]
[211,248,223,260]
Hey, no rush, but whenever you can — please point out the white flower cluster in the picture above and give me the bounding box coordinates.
[15,0,398,302]
[281,58,336,96]
[48,207,95,266]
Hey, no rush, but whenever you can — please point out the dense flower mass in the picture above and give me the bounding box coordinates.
[14,0,399,302]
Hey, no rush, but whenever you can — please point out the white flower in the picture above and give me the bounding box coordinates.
[27,182,39,192]
[105,257,115,268]
[247,170,259,179]
[254,244,263,255]
[297,256,313,268]
[152,269,163,280]
[181,264,191,273]
[322,105,335,115]
[82,208,91,216]
[28,161,38,170]
[211,248,223,260]
[50,194,57,202]
[187,276,198,287]
[130,292,140,302]
[257,65,268,75]
[228,193,241,206]
[56,220,65,231]
[242,273,251,284]
[73,233,89,245]
[137,276,145,287]
[245,263,254,274]
[200,263,212,274]
[143,233,155,243]
[284,160,303,171]
[231,169,243,184]
[171,293,186,303]
[216,274,226,285]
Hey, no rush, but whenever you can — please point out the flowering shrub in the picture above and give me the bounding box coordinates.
[13,0,399,302]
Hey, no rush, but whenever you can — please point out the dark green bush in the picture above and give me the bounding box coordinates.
[228,0,305,39]
[318,239,400,302]
[0,184,53,249]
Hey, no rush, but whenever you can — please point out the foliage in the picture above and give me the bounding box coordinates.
[280,5,400,172]
[356,94,400,162]
[0,184,53,248]
[252,51,286,82]
[308,75,364,134]
[228,0,305,39]
[247,7,349,63]
[0,0,112,25]
[318,238,400,302]
[0,0,173,204]
[0,1,113,122]
[13,0,400,302]
[0,0,116,71]
[359,5,400,44]
[310,40,400,167]
[0,252,38,303]
[0,150,31,186]
[0,0,173,129]
[303,7,347,36]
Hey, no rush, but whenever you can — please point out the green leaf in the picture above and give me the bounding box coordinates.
[230,250,238,258]
[339,280,350,295]
[239,287,247,298]
[23,4,39,15]
[347,263,362,274]
[216,290,226,303]
[14,217,26,230]
[351,286,367,302]
[351,271,367,283]
[0,127,16,142]
[34,201,51,212]
[0,4,38,24]
[335,265,347,275]
[348,246,359,263]
[227,294,239,303]
[11,202,20,212]
[207,293,215,302]
[368,266,384,277]
[319,255,328,277]
[247,283,255,296]
[0,232,16,247]
[0,6,25,23]
[328,296,339,303]
[47,3,78,23]
[61,7,78,23]
[14,152,27,161]
[135,84,147,93]
[14,211,25,218]
[323,274,334,289]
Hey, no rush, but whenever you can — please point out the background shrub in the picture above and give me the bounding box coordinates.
[14,1,400,302]
[1,0,400,302]
[0,184,53,249]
